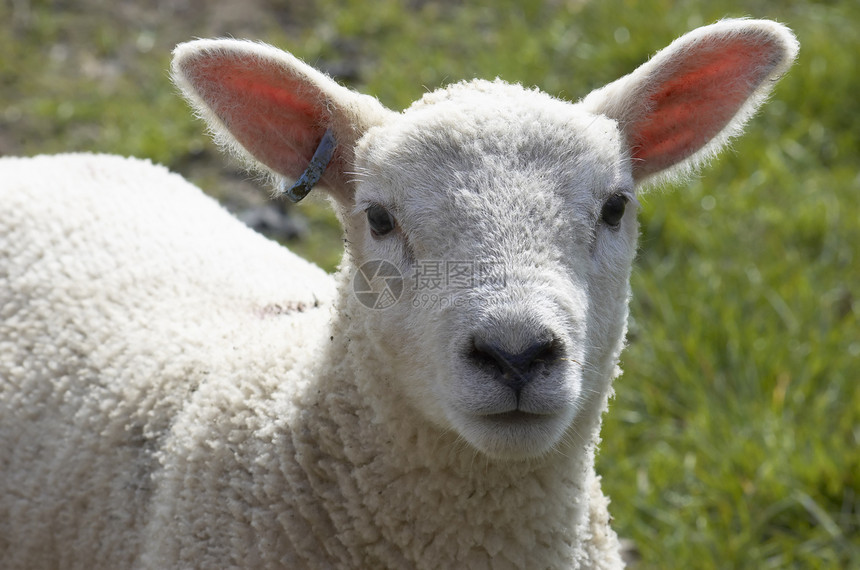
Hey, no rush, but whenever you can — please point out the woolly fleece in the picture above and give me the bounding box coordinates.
[0,154,621,568]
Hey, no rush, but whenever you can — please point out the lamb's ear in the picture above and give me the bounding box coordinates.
[172,39,394,204]
[581,19,798,185]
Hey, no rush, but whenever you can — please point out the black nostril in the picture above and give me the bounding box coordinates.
[469,334,562,392]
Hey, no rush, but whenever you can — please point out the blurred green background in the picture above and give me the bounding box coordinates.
[1,0,857,567]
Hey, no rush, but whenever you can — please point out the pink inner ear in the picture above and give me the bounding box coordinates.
[631,38,775,177]
[185,55,327,179]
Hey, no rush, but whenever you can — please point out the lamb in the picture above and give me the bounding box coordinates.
[0,19,797,569]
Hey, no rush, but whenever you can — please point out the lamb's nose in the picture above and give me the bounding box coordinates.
[468,333,561,393]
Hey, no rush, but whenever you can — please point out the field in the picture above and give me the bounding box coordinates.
[1,0,857,567]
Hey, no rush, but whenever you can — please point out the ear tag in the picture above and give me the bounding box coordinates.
[279,128,337,202]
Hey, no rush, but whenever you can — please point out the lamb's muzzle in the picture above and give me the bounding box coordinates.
[468,330,562,395]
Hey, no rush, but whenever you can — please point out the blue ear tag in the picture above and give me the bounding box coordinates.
[279,128,337,202]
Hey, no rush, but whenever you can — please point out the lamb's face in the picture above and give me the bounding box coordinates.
[348,81,638,460]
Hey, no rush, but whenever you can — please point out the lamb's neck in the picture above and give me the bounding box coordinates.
[300,279,617,566]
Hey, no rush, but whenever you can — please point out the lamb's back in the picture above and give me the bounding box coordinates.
[0,153,335,568]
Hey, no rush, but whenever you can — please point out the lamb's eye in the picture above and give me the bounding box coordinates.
[600,194,628,228]
[366,204,396,237]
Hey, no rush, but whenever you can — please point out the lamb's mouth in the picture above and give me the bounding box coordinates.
[447,395,575,458]
[453,408,571,459]
[481,410,553,423]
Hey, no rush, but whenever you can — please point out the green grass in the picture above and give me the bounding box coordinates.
[1,0,857,567]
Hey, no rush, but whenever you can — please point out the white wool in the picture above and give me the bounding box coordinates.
[0,19,797,569]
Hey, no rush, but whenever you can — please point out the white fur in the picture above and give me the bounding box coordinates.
[0,19,797,569]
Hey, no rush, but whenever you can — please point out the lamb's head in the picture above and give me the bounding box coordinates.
[344,83,637,459]
[172,19,797,460]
